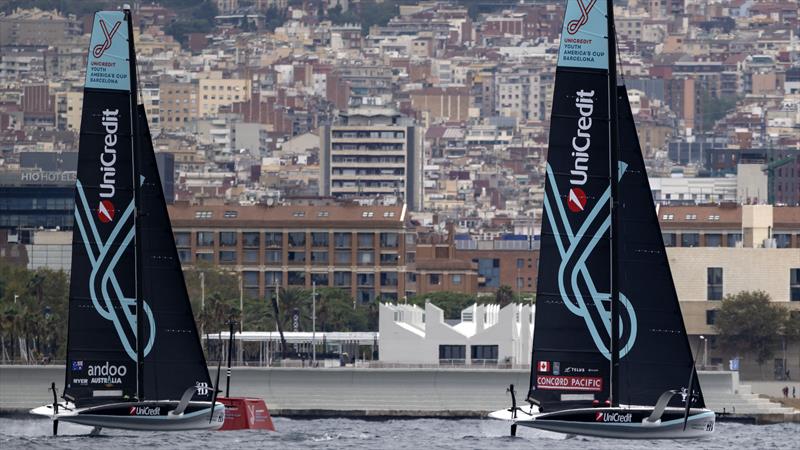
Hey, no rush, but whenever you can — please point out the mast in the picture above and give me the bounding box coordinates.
[124,4,145,401]
[606,0,621,407]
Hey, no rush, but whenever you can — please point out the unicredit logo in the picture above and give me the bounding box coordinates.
[597,411,633,423]
[567,187,587,212]
[130,406,161,416]
[98,199,115,223]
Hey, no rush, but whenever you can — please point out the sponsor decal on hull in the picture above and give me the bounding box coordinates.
[129,406,161,416]
[595,411,633,423]
[537,375,603,392]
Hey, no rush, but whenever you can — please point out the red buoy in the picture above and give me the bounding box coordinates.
[217,397,275,431]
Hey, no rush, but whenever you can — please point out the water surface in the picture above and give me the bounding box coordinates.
[1,416,797,449]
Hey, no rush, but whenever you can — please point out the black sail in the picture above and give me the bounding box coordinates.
[615,87,704,408]
[529,0,703,412]
[65,10,211,405]
[137,106,212,402]
[529,0,616,411]
[65,11,138,405]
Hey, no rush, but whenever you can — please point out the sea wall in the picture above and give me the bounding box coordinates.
[2,365,794,422]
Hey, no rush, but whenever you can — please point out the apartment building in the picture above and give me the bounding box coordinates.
[319,107,422,210]
[198,78,251,118]
[159,81,199,129]
[168,203,416,304]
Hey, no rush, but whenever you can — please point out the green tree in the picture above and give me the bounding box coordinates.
[406,291,479,319]
[495,285,514,307]
[698,93,739,132]
[714,291,787,378]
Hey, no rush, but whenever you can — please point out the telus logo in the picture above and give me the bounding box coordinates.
[98,109,119,222]
[567,90,594,213]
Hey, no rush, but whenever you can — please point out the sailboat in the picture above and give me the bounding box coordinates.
[30,6,225,433]
[489,0,715,439]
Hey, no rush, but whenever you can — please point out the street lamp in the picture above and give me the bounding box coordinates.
[699,335,708,369]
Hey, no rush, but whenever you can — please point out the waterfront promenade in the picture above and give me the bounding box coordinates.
[1,365,797,423]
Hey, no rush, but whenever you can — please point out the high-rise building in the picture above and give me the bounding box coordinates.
[319,107,422,210]
[159,80,199,130]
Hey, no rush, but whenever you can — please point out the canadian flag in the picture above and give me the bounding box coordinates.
[537,361,550,373]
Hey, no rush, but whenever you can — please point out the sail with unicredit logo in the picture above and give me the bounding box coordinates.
[30,6,225,434]
[489,0,715,439]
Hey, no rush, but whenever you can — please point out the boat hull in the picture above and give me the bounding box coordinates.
[31,400,225,432]
[490,406,715,439]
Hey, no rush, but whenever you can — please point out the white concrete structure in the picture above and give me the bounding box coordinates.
[379,302,533,367]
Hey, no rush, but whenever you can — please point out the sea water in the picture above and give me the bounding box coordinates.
[1,416,797,449]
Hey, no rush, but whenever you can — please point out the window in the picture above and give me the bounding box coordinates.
[452,274,462,285]
[471,345,498,362]
[219,232,237,247]
[288,232,306,247]
[429,273,442,285]
[265,250,282,264]
[175,232,191,247]
[707,267,723,300]
[287,271,305,286]
[265,232,282,247]
[335,250,351,264]
[681,233,700,247]
[357,289,375,304]
[706,310,717,325]
[265,271,282,286]
[224,210,238,218]
[476,258,501,288]
[662,233,676,247]
[196,252,213,262]
[380,253,399,266]
[406,252,416,263]
[358,233,374,248]
[196,231,214,246]
[243,249,259,263]
[439,345,466,363]
[177,249,191,263]
[791,269,800,301]
[727,233,742,247]
[287,251,306,264]
[516,277,524,289]
[311,273,329,286]
[357,250,374,266]
[380,233,399,248]
[334,232,351,248]
[334,271,351,287]
[311,251,328,265]
[705,234,722,247]
[194,211,212,219]
[242,271,259,288]
[311,232,329,247]
[219,250,236,263]
[357,273,375,287]
[381,272,398,287]
[775,234,791,248]
[242,232,260,247]
[516,258,524,269]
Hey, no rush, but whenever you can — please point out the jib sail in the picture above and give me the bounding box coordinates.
[65,10,138,405]
[528,0,615,411]
[615,86,704,408]
[138,105,212,402]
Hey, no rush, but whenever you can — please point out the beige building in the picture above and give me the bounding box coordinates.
[0,8,71,47]
[662,205,800,379]
[198,78,250,118]
[159,81,199,130]
[54,91,83,132]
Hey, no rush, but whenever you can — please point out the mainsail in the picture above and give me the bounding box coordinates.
[65,10,138,405]
[65,10,211,406]
[529,0,702,411]
[528,0,614,411]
